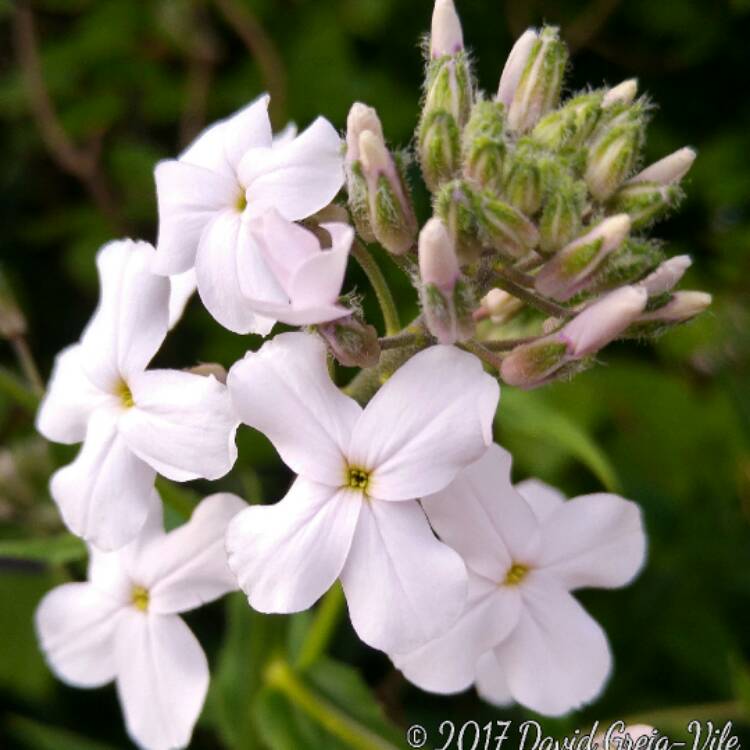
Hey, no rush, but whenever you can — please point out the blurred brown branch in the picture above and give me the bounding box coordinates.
[12,2,126,231]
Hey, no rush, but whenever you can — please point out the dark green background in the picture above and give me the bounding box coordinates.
[1,0,750,747]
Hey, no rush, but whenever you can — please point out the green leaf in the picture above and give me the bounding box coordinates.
[4,714,117,750]
[0,534,86,565]
[497,388,621,492]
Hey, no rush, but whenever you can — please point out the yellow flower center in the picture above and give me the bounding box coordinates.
[131,585,150,612]
[116,379,134,409]
[346,466,370,492]
[503,563,529,586]
[236,191,248,212]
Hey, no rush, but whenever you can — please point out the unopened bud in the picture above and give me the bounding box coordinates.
[639,255,691,296]
[497,29,538,107]
[419,218,460,289]
[538,180,586,254]
[532,91,602,150]
[479,288,523,324]
[638,290,711,323]
[535,214,631,300]
[627,146,696,186]
[559,285,647,357]
[0,270,26,339]
[462,100,506,192]
[345,103,384,163]
[503,148,543,216]
[579,238,665,297]
[609,181,683,230]
[475,190,540,259]
[602,78,638,108]
[418,110,461,191]
[317,315,381,368]
[187,363,227,383]
[506,26,568,133]
[500,336,568,388]
[435,180,483,264]
[359,130,418,254]
[430,0,463,57]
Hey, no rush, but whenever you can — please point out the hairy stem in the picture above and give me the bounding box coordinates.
[10,336,44,395]
[491,267,572,319]
[352,242,401,337]
[295,584,345,671]
[459,340,504,373]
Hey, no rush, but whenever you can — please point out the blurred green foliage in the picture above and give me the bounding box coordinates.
[1,0,750,747]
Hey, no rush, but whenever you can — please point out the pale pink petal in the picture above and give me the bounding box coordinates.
[494,573,611,716]
[153,160,240,276]
[227,332,361,485]
[115,611,208,750]
[137,493,246,614]
[36,344,113,444]
[119,369,238,482]
[340,499,468,654]
[35,582,124,688]
[393,575,521,694]
[81,240,170,392]
[536,493,646,590]
[226,478,361,612]
[50,410,157,550]
[422,444,539,581]
[240,117,344,221]
[168,269,197,329]
[515,478,565,522]
[349,346,499,501]
[475,650,514,707]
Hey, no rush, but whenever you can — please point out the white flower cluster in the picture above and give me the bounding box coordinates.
[31,3,664,749]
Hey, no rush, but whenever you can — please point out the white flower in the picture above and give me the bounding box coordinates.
[225,332,499,654]
[393,443,646,716]
[35,493,245,750]
[36,240,238,550]
[153,94,345,334]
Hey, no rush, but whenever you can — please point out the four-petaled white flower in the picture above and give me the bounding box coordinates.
[225,332,500,654]
[35,492,246,750]
[36,239,238,550]
[153,94,345,334]
[393,443,646,716]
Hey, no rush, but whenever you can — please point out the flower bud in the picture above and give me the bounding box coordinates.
[0,269,26,340]
[317,315,381,368]
[462,100,507,192]
[639,255,691,296]
[602,78,638,109]
[535,214,631,300]
[479,288,523,324]
[608,181,684,230]
[500,336,568,388]
[578,238,665,297]
[505,26,568,134]
[497,29,538,107]
[638,290,711,323]
[503,147,543,216]
[474,189,540,259]
[345,102,384,163]
[418,110,461,191]
[627,146,696,186]
[559,285,648,357]
[418,218,475,344]
[532,91,602,150]
[435,180,483,264]
[538,179,586,254]
[430,0,463,57]
[359,129,418,254]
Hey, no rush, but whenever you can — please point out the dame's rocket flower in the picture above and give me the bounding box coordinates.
[35,493,245,750]
[153,95,345,334]
[393,443,646,716]
[36,240,238,550]
[226,333,499,654]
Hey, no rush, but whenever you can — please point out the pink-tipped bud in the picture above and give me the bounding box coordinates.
[497,29,538,107]
[602,78,638,108]
[431,0,463,57]
[318,315,381,368]
[346,103,384,163]
[535,214,632,301]
[639,255,692,296]
[499,335,568,389]
[628,146,696,186]
[419,218,460,290]
[638,291,712,323]
[479,288,523,324]
[560,285,648,357]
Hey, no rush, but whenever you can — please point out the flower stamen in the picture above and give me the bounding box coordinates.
[116,379,135,409]
[346,466,370,492]
[131,585,150,612]
[503,563,529,586]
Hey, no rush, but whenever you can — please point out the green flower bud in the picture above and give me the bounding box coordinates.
[474,189,540,260]
[502,147,543,216]
[418,110,461,192]
[609,181,684,230]
[317,315,381,368]
[462,100,507,192]
[532,91,602,150]
[435,179,483,264]
[424,53,473,128]
[538,179,587,254]
[500,336,569,388]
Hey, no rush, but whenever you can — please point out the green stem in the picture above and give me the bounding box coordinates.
[10,335,44,395]
[459,340,504,373]
[0,365,40,411]
[352,242,401,336]
[265,659,399,750]
[490,267,572,319]
[295,584,345,671]
[483,335,543,351]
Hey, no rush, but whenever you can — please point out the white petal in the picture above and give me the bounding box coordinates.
[50,410,157,550]
[36,344,112,444]
[475,650,514,707]
[180,94,272,176]
[515,478,566,522]
[226,478,361,612]
[35,582,123,688]
[340,499,468,654]
[81,240,170,391]
[227,332,361,485]
[240,117,344,222]
[494,574,611,716]
[119,369,238,482]
[137,493,246,614]
[422,444,539,581]
[153,160,240,276]
[115,611,208,750]
[394,575,520,694]
[272,121,298,148]
[168,269,197,329]
[194,210,279,335]
[536,493,646,590]
[349,346,499,501]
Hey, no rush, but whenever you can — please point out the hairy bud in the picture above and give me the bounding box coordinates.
[462,100,507,192]
[479,288,523,324]
[538,179,587,254]
[497,29,538,107]
[418,110,461,191]
[317,315,381,368]
[602,78,638,109]
[609,181,684,230]
[532,91,602,150]
[474,189,540,259]
[638,290,712,324]
[503,145,543,216]
[500,336,569,388]
[430,0,463,57]
[579,238,665,296]
[627,146,696,186]
[639,255,692,296]
[435,180,483,264]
